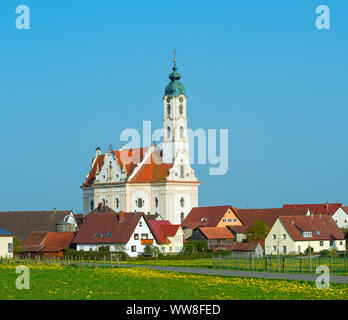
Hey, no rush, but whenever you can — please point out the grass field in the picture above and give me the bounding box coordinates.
[1,263,348,300]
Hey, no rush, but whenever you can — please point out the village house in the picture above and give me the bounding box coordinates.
[147,220,184,254]
[182,205,242,239]
[0,210,78,241]
[231,242,264,258]
[21,231,76,258]
[188,227,235,251]
[0,227,14,258]
[72,206,158,258]
[226,225,248,243]
[283,203,348,229]
[265,214,346,255]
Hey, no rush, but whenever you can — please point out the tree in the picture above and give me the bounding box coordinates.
[246,220,269,242]
[143,245,161,257]
[13,236,23,255]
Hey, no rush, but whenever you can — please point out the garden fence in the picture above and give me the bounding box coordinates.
[212,253,348,274]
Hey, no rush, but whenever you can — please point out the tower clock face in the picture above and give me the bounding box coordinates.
[179,97,183,102]
[166,97,171,102]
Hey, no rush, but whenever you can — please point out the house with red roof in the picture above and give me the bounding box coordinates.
[265,214,346,255]
[147,220,184,254]
[72,207,161,257]
[283,203,348,229]
[21,231,76,258]
[189,227,235,251]
[81,59,200,225]
[182,206,242,238]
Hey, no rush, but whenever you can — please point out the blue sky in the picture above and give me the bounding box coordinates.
[0,0,347,212]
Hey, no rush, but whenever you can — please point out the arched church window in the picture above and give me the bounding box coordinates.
[115,198,119,209]
[167,127,171,139]
[90,200,94,211]
[180,198,185,208]
[180,127,184,139]
[181,212,185,223]
[103,199,106,207]
[137,198,143,208]
[180,165,184,178]
[167,105,171,116]
[179,105,183,115]
[154,197,159,208]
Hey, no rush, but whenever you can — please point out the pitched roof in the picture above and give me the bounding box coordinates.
[283,203,343,216]
[22,232,75,252]
[83,147,173,186]
[278,215,345,241]
[231,242,261,251]
[0,210,74,241]
[235,207,309,229]
[147,220,181,244]
[198,227,235,240]
[182,206,236,229]
[227,225,247,234]
[72,210,146,244]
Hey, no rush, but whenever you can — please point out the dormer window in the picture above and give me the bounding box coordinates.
[303,231,312,238]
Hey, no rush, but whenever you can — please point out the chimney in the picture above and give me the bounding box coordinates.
[310,213,314,220]
[53,208,56,214]
[118,211,125,222]
[98,202,103,212]
[319,213,322,219]
[325,202,329,211]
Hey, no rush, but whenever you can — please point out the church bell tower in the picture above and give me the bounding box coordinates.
[162,54,189,163]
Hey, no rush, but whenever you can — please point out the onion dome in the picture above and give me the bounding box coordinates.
[164,57,186,97]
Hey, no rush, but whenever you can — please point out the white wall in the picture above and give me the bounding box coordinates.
[332,208,348,229]
[0,236,13,258]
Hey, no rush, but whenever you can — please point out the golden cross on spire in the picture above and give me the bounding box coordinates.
[173,49,176,63]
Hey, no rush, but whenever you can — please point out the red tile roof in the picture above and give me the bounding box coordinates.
[231,242,261,251]
[227,225,247,234]
[147,220,181,244]
[22,232,75,252]
[278,215,345,241]
[198,227,235,240]
[182,206,236,229]
[235,207,309,229]
[283,203,343,216]
[83,148,173,186]
[72,210,146,244]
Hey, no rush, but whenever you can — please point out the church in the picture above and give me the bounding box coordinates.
[81,57,200,224]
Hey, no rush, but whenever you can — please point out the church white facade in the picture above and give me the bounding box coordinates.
[81,58,200,224]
